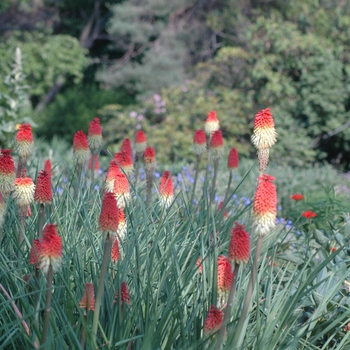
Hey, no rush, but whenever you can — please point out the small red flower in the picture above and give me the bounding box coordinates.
[99,192,119,234]
[111,237,120,262]
[114,281,131,305]
[73,130,90,165]
[15,124,34,162]
[135,131,147,154]
[218,201,228,219]
[196,257,203,273]
[205,110,220,135]
[29,239,42,268]
[290,193,304,201]
[13,176,35,210]
[229,222,250,265]
[253,174,277,236]
[217,255,233,293]
[192,130,207,156]
[143,147,156,171]
[330,247,337,252]
[159,171,174,208]
[0,149,16,195]
[203,305,223,335]
[209,130,224,159]
[79,283,95,311]
[227,148,239,170]
[34,170,52,204]
[121,139,133,159]
[302,210,317,219]
[43,159,52,174]
[88,118,102,152]
[40,224,62,273]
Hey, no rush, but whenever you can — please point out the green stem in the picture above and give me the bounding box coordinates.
[210,159,219,206]
[41,264,53,349]
[215,263,240,350]
[146,170,154,208]
[38,204,45,239]
[223,171,233,204]
[231,236,263,349]
[92,234,113,346]
[190,155,202,207]
[33,268,41,346]
[91,153,96,183]
[80,312,87,349]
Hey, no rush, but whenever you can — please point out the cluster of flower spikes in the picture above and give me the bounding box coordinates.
[29,224,62,274]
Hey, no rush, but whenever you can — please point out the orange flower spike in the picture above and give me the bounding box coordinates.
[43,159,52,174]
[113,172,131,208]
[229,222,250,265]
[205,110,220,136]
[104,160,121,193]
[79,283,95,311]
[0,149,16,195]
[15,124,34,162]
[73,130,90,165]
[114,281,131,305]
[34,170,52,204]
[227,148,239,171]
[88,118,102,152]
[135,131,147,154]
[114,151,134,176]
[121,138,133,159]
[209,130,224,160]
[192,130,207,156]
[159,171,174,208]
[29,239,42,268]
[111,238,120,262]
[203,305,224,335]
[40,224,62,274]
[253,174,277,236]
[13,176,35,210]
[217,255,233,294]
[251,108,277,150]
[99,192,119,234]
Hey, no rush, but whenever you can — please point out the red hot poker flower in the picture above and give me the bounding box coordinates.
[135,131,147,154]
[121,138,133,159]
[251,107,277,150]
[143,147,156,171]
[114,281,131,305]
[203,305,224,335]
[159,171,174,208]
[34,170,52,204]
[43,159,52,174]
[99,192,119,234]
[15,124,34,162]
[209,130,224,160]
[229,222,250,265]
[88,118,102,152]
[113,173,131,208]
[117,208,127,239]
[0,149,16,195]
[104,160,121,193]
[217,255,233,308]
[252,174,277,236]
[114,151,133,176]
[192,130,207,156]
[291,193,304,201]
[111,237,120,262]
[73,130,90,165]
[302,210,317,219]
[13,176,35,210]
[205,110,220,136]
[227,148,239,170]
[40,224,62,274]
[79,283,95,311]
[29,239,42,268]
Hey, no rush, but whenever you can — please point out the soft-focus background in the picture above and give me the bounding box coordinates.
[2,0,350,168]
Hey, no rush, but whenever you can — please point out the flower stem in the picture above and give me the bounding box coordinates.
[215,263,240,350]
[92,234,113,346]
[210,159,219,205]
[38,204,44,239]
[232,236,263,349]
[223,171,233,204]
[41,264,53,349]
[190,155,201,207]
[80,311,87,349]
